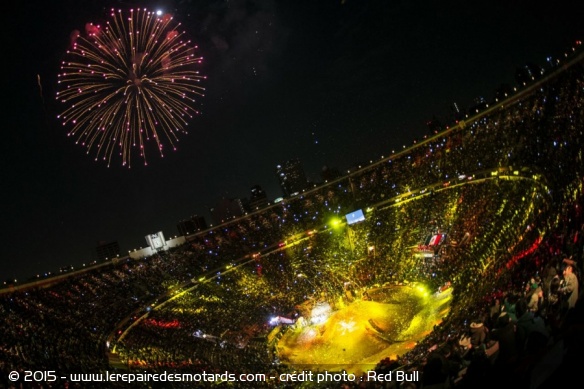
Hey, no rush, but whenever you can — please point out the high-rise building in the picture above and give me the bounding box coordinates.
[248,185,269,211]
[96,241,120,261]
[177,215,207,236]
[276,158,308,197]
[210,198,245,225]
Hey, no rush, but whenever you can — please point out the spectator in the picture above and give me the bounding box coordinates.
[526,278,543,314]
[490,312,518,370]
[514,298,549,357]
[560,263,579,311]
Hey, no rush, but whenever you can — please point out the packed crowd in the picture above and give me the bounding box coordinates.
[113,177,555,387]
[1,47,584,389]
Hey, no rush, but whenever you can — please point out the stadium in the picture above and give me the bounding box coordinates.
[2,43,584,388]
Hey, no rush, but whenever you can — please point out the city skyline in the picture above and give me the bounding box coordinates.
[3,0,584,282]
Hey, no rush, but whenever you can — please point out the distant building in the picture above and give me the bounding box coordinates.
[426,116,444,134]
[210,198,245,225]
[468,96,487,115]
[177,214,207,236]
[145,231,166,253]
[276,158,308,197]
[494,83,514,101]
[321,165,341,182]
[515,62,544,86]
[248,185,269,211]
[96,241,120,261]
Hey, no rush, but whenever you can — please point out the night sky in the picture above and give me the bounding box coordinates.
[3,0,584,282]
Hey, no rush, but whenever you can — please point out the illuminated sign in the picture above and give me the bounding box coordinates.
[345,209,365,225]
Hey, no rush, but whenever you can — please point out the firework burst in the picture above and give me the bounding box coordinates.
[57,8,205,167]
